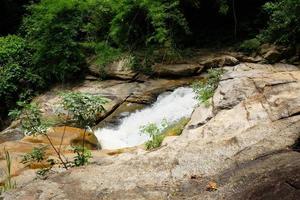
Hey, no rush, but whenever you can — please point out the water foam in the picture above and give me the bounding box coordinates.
[95,87,197,149]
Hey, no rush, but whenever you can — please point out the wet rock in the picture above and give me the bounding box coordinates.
[22,126,100,150]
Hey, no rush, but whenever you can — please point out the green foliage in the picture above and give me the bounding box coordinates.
[0,35,43,116]
[0,150,16,193]
[21,146,47,164]
[261,0,300,45]
[219,0,229,15]
[0,35,30,66]
[21,0,189,83]
[87,42,123,78]
[140,120,168,150]
[109,0,189,47]
[17,102,50,136]
[23,0,87,82]
[72,146,92,167]
[60,92,109,127]
[0,63,43,109]
[21,146,56,177]
[193,68,224,106]
[239,38,261,53]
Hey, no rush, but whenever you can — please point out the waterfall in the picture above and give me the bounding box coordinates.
[95,87,197,149]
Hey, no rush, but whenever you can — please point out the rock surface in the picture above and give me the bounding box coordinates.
[3,63,300,199]
[152,63,203,77]
[89,57,138,80]
[0,126,98,184]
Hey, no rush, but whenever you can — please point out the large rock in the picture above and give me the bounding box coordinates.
[260,44,294,64]
[3,63,300,199]
[89,57,138,80]
[152,63,203,77]
[201,55,239,68]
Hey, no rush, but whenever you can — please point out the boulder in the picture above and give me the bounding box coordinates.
[202,55,239,68]
[89,57,138,80]
[260,44,295,64]
[3,63,300,199]
[152,63,203,77]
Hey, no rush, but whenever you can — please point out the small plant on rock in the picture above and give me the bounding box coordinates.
[72,146,92,167]
[0,149,16,193]
[192,68,225,106]
[21,146,55,177]
[140,120,168,150]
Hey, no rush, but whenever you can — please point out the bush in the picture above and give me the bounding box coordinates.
[261,0,300,45]
[0,35,30,66]
[72,146,92,166]
[23,0,88,82]
[239,38,261,53]
[193,68,224,106]
[109,0,189,48]
[59,92,109,127]
[0,35,43,117]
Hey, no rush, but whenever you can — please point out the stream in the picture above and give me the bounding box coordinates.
[95,87,198,149]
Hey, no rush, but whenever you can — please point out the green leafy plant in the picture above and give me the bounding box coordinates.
[21,146,55,177]
[0,35,43,122]
[193,68,225,106]
[261,0,300,45]
[60,92,109,127]
[21,146,46,164]
[239,38,261,53]
[18,102,68,169]
[72,146,92,167]
[0,35,30,66]
[59,92,107,166]
[22,0,87,82]
[140,120,168,150]
[1,149,16,193]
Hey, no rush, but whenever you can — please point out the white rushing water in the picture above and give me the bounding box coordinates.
[95,87,197,149]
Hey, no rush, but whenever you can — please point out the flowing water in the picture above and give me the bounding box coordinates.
[95,87,197,149]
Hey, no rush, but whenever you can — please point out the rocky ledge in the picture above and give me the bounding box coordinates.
[2,62,300,200]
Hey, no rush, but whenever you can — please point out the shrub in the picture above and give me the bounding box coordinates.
[140,120,169,150]
[0,35,30,66]
[60,92,108,164]
[21,146,47,164]
[23,0,88,82]
[261,0,300,45]
[109,0,189,48]
[0,63,43,120]
[90,42,123,78]
[21,146,55,177]
[0,35,43,119]
[59,92,109,127]
[72,146,92,167]
[239,38,261,53]
[193,68,224,106]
